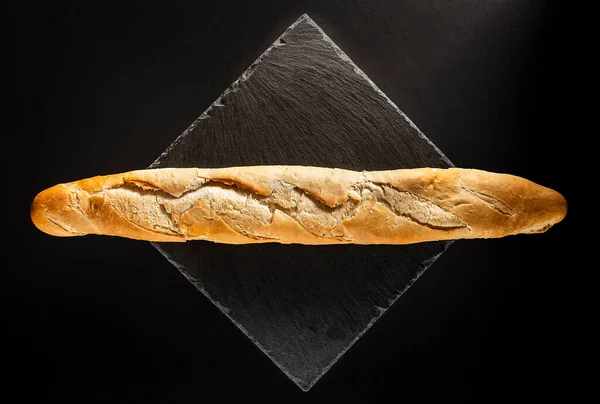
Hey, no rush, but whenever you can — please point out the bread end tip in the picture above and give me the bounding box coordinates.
[30,185,80,237]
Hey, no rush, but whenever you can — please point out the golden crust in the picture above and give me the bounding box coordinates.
[30,166,567,244]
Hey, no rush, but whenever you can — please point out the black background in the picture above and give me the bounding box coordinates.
[8,0,574,402]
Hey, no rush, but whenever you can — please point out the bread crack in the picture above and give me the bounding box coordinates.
[371,182,467,231]
[261,182,353,241]
[48,217,84,235]
[124,178,208,198]
[460,180,513,215]
[63,184,86,216]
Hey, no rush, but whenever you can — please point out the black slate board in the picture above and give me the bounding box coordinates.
[149,14,453,390]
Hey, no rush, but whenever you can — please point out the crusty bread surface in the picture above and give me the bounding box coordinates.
[30,166,567,244]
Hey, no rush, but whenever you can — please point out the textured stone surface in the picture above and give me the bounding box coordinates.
[150,14,453,390]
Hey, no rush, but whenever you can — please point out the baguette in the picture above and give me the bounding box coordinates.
[30,166,567,244]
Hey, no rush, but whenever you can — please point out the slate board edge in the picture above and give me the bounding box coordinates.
[150,242,306,390]
[300,14,455,169]
[148,13,308,169]
[298,239,455,391]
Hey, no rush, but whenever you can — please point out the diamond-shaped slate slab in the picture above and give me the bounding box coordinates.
[149,14,453,391]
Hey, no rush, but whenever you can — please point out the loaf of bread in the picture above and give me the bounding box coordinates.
[30,166,567,244]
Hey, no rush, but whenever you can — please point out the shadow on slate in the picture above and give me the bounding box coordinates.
[149,14,454,391]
